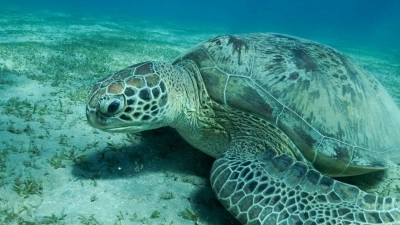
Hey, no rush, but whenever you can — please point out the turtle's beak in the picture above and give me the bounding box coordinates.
[86,105,105,129]
[86,105,97,127]
[86,105,144,133]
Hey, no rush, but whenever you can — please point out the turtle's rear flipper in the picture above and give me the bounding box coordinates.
[211,148,400,224]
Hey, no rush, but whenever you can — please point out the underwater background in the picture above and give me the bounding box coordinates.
[0,0,399,224]
[6,0,400,44]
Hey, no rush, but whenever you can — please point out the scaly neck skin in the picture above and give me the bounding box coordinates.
[166,60,200,130]
[167,60,230,158]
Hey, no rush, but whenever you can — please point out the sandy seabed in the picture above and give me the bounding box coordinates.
[0,7,400,225]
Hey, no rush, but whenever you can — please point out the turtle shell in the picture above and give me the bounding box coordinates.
[173,33,400,176]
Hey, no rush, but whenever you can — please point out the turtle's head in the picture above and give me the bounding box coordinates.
[86,61,175,133]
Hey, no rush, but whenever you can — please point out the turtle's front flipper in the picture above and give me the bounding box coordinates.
[211,149,400,225]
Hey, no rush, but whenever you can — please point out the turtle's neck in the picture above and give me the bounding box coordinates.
[169,60,230,158]
[165,60,200,130]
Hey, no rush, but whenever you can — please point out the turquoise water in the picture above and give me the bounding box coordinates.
[2,0,399,90]
[4,0,400,41]
[0,1,399,224]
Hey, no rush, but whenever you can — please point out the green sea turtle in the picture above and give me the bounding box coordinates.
[86,33,400,224]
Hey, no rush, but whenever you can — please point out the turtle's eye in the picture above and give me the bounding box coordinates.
[108,100,121,113]
[98,95,124,116]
